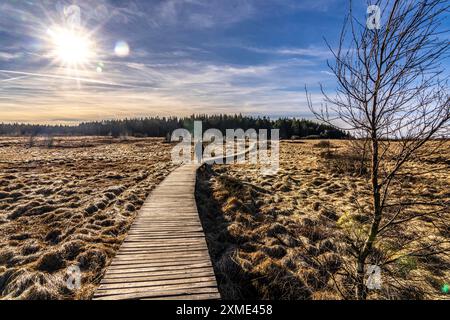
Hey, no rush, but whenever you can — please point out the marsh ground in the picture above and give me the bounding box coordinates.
[196,140,450,300]
[0,137,175,299]
[0,137,448,300]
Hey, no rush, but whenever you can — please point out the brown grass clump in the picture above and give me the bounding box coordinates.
[252,258,311,300]
[36,251,66,272]
[0,269,66,299]
[0,137,175,299]
[314,140,332,149]
[77,249,107,272]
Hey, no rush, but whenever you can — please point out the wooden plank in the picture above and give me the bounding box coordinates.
[125,234,205,239]
[122,238,206,244]
[128,227,204,232]
[114,253,210,260]
[94,287,220,300]
[125,233,205,238]
[114,253,211,262]
[120,242,206,248]
[109,258,212,268]
[126,233,204,237]
[146,293,221,300]
[106,261,213,273]
[102,261,213,273]
[110,260,212,268]
[117,246,208,254]
[102,266,215,279]
[98,276,217,291]
[116,249,210,257]
[100,271,215,284]
[123,238,205,243]
[94,283,218,299]
[126,230,203,235]
[110,254,211,263]
[127,223,202,227]
[123,236,206,241]
[120,245,206,250]
[133,217,201,221]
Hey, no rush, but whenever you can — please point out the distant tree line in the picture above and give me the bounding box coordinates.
[0,114,349,139]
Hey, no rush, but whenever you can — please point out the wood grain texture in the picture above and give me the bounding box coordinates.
[92,163,220,300]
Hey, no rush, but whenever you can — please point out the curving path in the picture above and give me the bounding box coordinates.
[93,163,220,300]
[93,143,257,300]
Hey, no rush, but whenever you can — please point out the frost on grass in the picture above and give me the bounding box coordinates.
[0,137,175,299]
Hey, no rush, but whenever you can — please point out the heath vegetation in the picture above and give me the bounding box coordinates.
[196,140,449,299]
[0,137,175,299]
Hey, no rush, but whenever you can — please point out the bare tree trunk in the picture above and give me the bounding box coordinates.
[356,135,383,299]
[356,259,367,300]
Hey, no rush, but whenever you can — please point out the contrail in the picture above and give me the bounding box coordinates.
[0,75,30,82]
[0,69,138,88]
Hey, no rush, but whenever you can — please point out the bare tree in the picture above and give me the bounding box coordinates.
[307,0,450,299]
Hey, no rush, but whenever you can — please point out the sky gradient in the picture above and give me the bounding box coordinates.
[0,1,448,124]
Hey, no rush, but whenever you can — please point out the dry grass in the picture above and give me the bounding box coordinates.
[0,137,176,299]
[2,136,447,300]
[196,140,450,300]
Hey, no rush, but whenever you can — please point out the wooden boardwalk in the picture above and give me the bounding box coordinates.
[93,163,221,300]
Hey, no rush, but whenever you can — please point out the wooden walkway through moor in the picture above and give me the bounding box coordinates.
[93,163,221,300]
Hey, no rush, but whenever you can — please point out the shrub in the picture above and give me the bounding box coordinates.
[314,140,332,148]
[44,135,54,148]
[319,145,369,177]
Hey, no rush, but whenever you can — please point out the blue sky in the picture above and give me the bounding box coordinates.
[0,1,448,123]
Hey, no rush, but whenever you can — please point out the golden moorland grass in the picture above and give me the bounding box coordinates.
[0,137,175,299]
[0,137,448,300]
[195,140,450,300]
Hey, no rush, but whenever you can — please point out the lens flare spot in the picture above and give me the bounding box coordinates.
[114,41,130,57]
[442,283,449,294]
[96,62,104,73]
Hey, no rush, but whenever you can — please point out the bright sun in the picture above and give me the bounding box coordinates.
[47,27,95,67]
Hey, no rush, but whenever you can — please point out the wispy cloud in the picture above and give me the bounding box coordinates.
[0,54,332,123]
[0,0,346,124]
[0,52,25,61]
[242,46,333,59]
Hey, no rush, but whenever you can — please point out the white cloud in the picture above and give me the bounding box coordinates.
[0,52,24,61]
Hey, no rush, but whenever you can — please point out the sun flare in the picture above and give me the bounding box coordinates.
[47,27,95,67]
